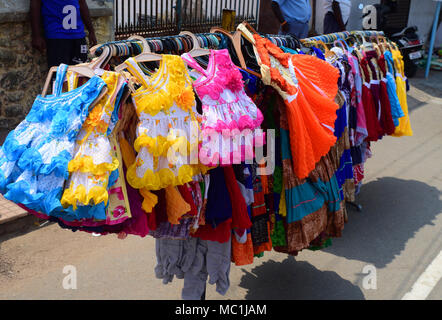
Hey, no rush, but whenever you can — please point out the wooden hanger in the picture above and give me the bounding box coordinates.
[210,26,261,79]
[355,32,374,52]
[42,65,96,97]
[89,45,111,70]
[114,35,163,93]
[234,21,264,79]
[179,31,210,57]
[115,35,162,74]
[41,40,119,97]
[210,27,243,64]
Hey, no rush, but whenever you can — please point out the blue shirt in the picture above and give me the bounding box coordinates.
[41,0,86,39]
[273,0,311,24]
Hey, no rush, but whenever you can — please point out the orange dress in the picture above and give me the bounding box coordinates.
[253,34,340,179]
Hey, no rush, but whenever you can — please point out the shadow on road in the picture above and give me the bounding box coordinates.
[324,177,442,268]
[407,95,432,113]
[239,256,365,300]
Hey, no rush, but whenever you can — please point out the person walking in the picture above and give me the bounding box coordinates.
[271,0,312,39]
[30,0,97,68]
[323,0,352,34]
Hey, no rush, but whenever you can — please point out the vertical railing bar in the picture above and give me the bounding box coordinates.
[161,0,164,30]
[200,0,203,30]
[144,0,147,30]
[155,0,158,31]
[209,0,212,27]
[128,0,131,32]
[190,0,194,29]
[166,0,169,30]
[121,0,125,34]
[177,0,183,32]
[181,0,184,29]
[134,0,137,32]
[115,0,119,36]
[215,0,218,27]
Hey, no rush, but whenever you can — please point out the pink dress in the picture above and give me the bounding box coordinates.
[181,49,264,166]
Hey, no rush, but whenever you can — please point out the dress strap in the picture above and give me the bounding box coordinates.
[53,64,69,96]
[124,57,150,88]
[66,71,80,91]
[181,52,210,77]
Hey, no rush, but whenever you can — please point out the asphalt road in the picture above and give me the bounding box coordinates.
[0,70,441,300]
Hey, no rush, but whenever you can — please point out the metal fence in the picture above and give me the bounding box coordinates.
[114,0,260,39]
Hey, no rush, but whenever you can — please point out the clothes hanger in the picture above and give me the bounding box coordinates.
[356,32,374,51]
[230,22,263,79]
[115,35,162,74]
[210,27,262,78]
[333,39,350,54]
[114,35,162,93]
[179,31,211,57]
[41,44,111,97]
[88,45,111,70]
[210,27,244,64]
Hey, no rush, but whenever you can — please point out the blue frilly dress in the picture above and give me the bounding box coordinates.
[0,64,106,215]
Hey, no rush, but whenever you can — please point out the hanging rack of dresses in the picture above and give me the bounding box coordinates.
[0,26,412,300]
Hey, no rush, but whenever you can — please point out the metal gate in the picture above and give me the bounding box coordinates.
[114,0,260,39]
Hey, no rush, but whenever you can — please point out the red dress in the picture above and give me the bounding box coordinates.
[360,58,383,142]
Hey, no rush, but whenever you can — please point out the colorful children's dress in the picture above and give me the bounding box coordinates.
[0,64,106,215]
[181,49,264,166]
[245,29,340,179]
[123,55,207,191]
[390,48,413,137]
[60,71,126,220]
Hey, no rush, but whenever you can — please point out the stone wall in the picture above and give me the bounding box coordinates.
[0,0,113,131]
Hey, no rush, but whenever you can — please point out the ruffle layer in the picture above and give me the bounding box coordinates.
[4,181,62,215]
[39,150,72,179]
[2,133,27,162]
[16,148,71,179]
[61,185,109,210]
[203,112,264,133]
[134,134,198,158]
[68,155,119,176]
[126,163,208,190]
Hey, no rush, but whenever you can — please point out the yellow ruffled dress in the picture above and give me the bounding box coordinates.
[61,71,126,214]
[391,48,413,137]
[123,55,207,190]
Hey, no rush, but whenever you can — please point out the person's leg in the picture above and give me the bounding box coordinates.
[45,39,73,68]
[278,27,288,36]
[70,38,88,65]
[323,11,340,34]
[286,20,309,39]
[299,21,310,39]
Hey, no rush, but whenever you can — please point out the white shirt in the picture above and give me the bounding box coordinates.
[324,0,352,24]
